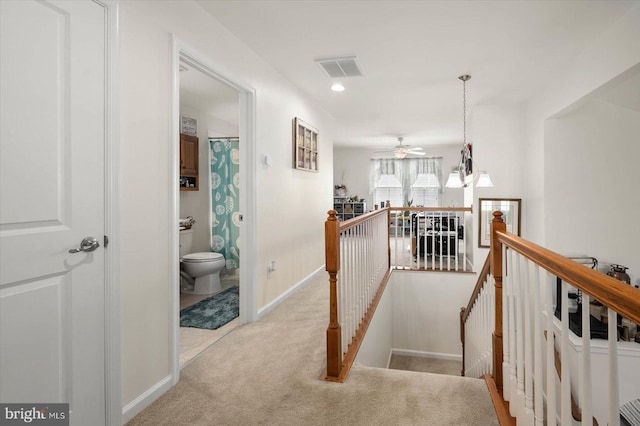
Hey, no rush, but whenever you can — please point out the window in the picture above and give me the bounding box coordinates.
[374,174,403,207]
[370,158,443,208]
[410,173,440,207]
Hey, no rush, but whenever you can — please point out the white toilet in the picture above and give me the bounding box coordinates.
[179,229,226,294]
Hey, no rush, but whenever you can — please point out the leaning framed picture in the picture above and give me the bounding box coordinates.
[478,198,521,247]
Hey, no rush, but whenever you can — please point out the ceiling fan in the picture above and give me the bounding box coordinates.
[374,137,425,159]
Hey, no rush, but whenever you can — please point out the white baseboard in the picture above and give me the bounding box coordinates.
[386,349,394,369]
[121,374,172,424]
[391,348,462,362]
[257,265,325,319]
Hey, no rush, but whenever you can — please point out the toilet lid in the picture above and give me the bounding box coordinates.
[181,252,224,262]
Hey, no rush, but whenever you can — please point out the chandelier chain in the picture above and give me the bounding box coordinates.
[463,78,466,146]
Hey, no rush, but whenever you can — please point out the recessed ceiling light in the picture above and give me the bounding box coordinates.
[331,83,345,92]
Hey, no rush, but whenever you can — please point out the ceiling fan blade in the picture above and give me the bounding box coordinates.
[409,151,426,156]
[372,149,393,153]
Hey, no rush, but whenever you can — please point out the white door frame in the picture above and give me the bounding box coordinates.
[103,1,122,425]
[170,37,257,384]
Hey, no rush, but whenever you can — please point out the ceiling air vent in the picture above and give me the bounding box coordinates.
[316,56,364,78]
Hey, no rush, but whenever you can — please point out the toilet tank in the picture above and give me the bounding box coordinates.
[179,229,193,257]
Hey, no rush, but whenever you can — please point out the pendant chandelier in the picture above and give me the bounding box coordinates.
[445,75,494,189]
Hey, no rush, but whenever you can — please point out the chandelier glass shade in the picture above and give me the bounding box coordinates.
[475,172,495,188]
[445,171,464,188]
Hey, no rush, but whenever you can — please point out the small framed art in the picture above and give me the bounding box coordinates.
[293,117,318,172]
[478,198,521,247]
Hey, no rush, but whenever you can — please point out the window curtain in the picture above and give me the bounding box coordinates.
[370,157,443,195]
[209,138,240,270]
[369,158,403,194]
[407,157,443,194]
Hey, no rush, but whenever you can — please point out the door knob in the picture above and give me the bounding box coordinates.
[69,237,101,253]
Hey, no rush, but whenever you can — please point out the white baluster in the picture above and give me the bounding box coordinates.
[503,247,511,402]
[461,212,467,271]
[515,254,526,419]
[608,308,620,426]
[339,232,347,353]
[438,212,443,271]
[560,280,571,426]
[523,260,534,424]
[532,265,544,426]
[490,276,495,375]
[454,214,459,271]
[581,293,592,426]
[545,271,556,426]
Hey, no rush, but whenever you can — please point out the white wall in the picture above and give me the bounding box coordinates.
[354,281,393,368]
[391,271,476,357]
[179,105,238,253]
[119,0,334,409]
[545,98,640,283]
[333,145,464,210]
[522,3,640,245]
[469,104,526,264]
[468,3,640,268]
[355,270,476,368]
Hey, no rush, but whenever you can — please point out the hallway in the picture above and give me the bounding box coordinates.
[128,271,497,425]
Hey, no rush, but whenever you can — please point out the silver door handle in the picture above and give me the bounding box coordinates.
[69,237,101,253]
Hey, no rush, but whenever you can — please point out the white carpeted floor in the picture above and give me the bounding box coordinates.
[128,270,498,425]
[389,354,462,377]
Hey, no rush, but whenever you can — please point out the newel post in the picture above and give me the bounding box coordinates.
[491,210,507,394]
[325,210,342,379]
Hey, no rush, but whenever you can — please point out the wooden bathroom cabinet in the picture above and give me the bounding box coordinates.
[180,133,199,191]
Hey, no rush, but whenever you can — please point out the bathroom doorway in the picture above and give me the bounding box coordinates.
[171,41,257,379]
[178,60,241,367]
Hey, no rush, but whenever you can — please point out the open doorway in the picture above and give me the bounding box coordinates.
[171,40,257,381]
[177,59,241,367]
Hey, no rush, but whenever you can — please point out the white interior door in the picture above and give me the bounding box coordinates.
[0,1,107,424]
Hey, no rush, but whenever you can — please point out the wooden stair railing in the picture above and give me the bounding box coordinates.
[461,253,516,425]
[324,208,391,382]
[488,210,640,425]
[460,254,491,376]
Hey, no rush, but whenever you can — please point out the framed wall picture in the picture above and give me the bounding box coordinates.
[293,117,319,172]
[478,198,521,247]
[181,116,197,136]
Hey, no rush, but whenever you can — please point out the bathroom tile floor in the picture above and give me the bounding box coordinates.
[179,274,241,368]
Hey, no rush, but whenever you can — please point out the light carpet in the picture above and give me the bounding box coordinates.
[389,354,462,377]
[127,271,498,426]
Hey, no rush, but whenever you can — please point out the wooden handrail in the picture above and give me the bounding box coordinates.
[495,230,640,325]
[338,207,388,231]
[388,206,473,213]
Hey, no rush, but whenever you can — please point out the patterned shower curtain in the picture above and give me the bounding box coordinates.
[209,138,240,270]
